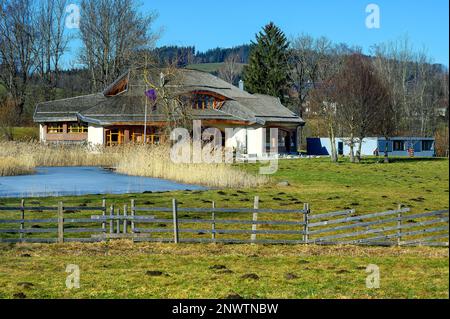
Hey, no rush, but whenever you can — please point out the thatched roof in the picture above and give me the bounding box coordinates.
[34,68,304,127]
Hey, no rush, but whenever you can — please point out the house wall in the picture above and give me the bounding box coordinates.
[247,128,264,156]
[377,138,435,157]
[308,137,378,156]
[341,138,378,156]
[224,126,298,156]
[39,124,46,142]
[225,128,247,153]
[43,123,88,143]
[308,137,436,157]
[88,125,104,146]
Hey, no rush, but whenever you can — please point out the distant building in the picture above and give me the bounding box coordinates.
[307,137,436,157]
[34,68,305,156]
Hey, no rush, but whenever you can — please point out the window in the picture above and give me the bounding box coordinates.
[393,140,405,151]
[47,124,64,134]
[191,92,225,110]
[69,124,88,133]
[422,140,434,151]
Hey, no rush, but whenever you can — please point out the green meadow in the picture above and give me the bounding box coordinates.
[0,157,448,298]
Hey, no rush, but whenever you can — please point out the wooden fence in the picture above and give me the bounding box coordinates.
[0,198,448,247]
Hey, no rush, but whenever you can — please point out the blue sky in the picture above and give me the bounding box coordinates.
[66,0,449,67]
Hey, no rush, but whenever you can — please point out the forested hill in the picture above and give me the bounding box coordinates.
[153,45,251,66]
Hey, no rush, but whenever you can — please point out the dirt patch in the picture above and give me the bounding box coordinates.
[146,270,166,277]
[13,292,27,299]
[17,282,34,289]
[209,265,227,270]
[284,273,299,280]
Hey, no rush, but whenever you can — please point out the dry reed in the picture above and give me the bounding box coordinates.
[115,145,268,188]
[0,156,35,176]
[0,142,268,188]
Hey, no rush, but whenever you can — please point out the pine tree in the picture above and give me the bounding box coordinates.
[243,22,290,101]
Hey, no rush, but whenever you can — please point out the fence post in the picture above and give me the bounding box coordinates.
[130,200,135,233]
[303,203,310,244]
[172,198,179,244]
[20,199,25,241]
[58,201,64,244]
[109,205,114,234]
[211,201,216,243]
[251,196,259,242]
[397,204,403,246]
[101,199,106,236]
[116,208,121,234]
[123,205,128,234]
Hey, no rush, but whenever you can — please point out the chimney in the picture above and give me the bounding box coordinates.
[239,80,244,91]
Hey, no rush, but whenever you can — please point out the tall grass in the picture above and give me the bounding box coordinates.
[0,142,268,188]
[115,145,268,188]
[0,156,35,176]
[0,141,119,167]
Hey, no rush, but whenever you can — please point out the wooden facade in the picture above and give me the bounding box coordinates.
[104,126,168,146]
[42,122,88,143]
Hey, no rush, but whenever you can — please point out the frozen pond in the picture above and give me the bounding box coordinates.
[0,167,206,198]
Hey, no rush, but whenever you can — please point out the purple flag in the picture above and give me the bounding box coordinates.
[145,89,157,101]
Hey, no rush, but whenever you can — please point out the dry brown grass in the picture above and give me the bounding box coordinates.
[0,142,267,188]
[0,156,35,176]
[3,241,447,259]
[115,145,268,188]
[0,141,119,167]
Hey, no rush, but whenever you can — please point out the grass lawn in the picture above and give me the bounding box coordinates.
[0,156,448,298]
[0,242,448,299]
[0,127,39,141]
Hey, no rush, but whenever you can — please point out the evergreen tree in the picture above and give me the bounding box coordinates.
[243,22,290,101]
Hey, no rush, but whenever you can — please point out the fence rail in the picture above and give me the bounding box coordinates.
[0,198,448,247]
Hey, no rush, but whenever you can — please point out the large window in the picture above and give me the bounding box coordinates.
[69,124,88,133]
[393,140,405,151]
[422,140,434,151]
[47,124,64,134]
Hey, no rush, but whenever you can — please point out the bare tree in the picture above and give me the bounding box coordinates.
[218,54,241,85]
[0,0,38,116]
[35,0,70,100]
[79,0,158,92]
[310,81,339,162]
[371,36,444,138]
[289,35,334,117]
[133,53,192,139]
[332,54,390,163]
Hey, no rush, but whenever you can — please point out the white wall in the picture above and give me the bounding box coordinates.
[88,125,104,146]
[247,128,264,156]
[340,138,378,156]
[225,128,247,153]
[39,124,46,142]
[308,137,378,156]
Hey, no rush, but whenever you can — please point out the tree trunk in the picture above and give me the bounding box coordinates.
[356,138,363,162]
[349,133,355,163]
[384,138,390,163]
[329,124,338,163]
